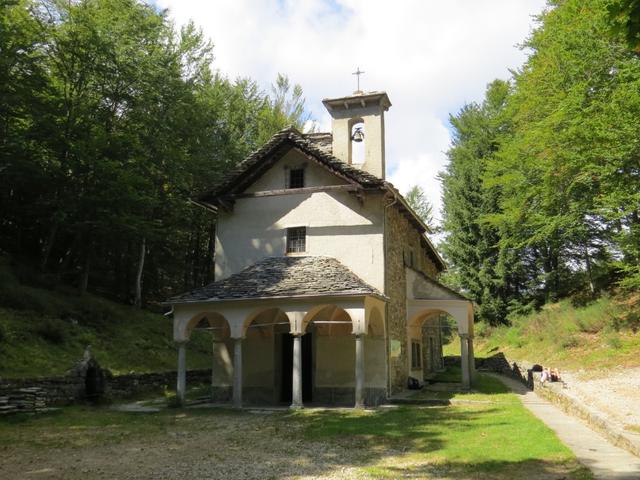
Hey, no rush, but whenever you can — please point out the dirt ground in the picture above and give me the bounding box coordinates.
[1,408,372,480]
[0,404,589,480]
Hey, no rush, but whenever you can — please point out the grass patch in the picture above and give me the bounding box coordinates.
[443,296,640,372]
[291,373,592,478]
[0,257,212,377]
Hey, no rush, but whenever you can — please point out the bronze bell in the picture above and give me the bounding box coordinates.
[351,127,364,143]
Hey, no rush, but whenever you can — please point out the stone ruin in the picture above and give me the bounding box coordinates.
[67,345,106,402]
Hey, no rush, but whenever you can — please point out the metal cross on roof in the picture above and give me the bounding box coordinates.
[352,67,364,92]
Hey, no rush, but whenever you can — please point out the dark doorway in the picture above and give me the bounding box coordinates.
[85,365,105,401]
[280,333,313,403]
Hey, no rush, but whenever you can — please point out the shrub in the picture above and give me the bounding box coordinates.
[35,319,66,344]
[605,332,622,349]
[560,334,580,349]
[571,290,598,308]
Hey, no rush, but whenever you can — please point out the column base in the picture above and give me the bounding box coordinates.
[289,403,304,410]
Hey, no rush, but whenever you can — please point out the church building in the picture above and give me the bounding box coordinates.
[168,89,476,408]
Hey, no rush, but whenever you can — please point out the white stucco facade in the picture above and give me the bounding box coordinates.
[214,150,386,292]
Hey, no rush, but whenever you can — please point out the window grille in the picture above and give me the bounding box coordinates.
[286,227,306,253]
[289,168,304,188]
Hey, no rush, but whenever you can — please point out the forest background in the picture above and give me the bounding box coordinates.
[1,0,638,329]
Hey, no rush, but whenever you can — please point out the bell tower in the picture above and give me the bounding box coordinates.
[322,91,392,180]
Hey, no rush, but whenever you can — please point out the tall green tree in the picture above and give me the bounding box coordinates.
[405,185,435,231]
[0,0,311,305]
[440,80,524,325]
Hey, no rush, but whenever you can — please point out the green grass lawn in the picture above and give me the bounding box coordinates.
[0,373,593,479]
[294,373,592,478]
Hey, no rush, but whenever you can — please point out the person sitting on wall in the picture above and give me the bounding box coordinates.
[540,367,551,386]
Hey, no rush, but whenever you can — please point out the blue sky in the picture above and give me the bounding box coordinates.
[156,0,547,223]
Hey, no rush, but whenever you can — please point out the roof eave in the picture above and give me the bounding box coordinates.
[163,290,389,306]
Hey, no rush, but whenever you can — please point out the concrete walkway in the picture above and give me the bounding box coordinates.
[491,373,640,480]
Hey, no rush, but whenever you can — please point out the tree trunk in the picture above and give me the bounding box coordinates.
[205,219,216,283]
[584,244,595,294]
[80,253,90,295]
[40,222,58,272]
[134,237,146,308]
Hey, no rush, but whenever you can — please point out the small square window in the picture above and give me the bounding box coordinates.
[411,341,422,369]
[286,227,306,253]
[289,168,304,188]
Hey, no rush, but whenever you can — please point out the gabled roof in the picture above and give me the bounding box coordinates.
[197,126,384,207]
[169,256,385,304]
[192,125,446,272]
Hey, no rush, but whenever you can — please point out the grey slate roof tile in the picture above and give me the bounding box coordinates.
[170,256,383,303]
[197,126,384,204]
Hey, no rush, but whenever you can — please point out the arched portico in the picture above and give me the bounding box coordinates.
[171,294,386,408]
[407,300,475,389]
[405,268,476,389]
[174,312,232,405]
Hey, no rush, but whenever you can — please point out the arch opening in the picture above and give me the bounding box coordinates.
[350,119,365,165]
[407,309,451,385]
[240,307,290,405]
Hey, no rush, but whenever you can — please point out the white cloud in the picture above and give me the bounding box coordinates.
[157,0,546,224]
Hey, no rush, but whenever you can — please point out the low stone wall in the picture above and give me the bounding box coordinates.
[0,369,211,413]
[0,387,47,415]
[444,353,536,387]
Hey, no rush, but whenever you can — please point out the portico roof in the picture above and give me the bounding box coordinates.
[169,256,385,304]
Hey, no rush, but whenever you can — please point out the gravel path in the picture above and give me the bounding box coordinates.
[491,374,640,480]
[562,367,640,432]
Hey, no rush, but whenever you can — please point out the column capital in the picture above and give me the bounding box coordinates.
[459,333,470,340]
[231,335,245,341]
[175,340,188,346]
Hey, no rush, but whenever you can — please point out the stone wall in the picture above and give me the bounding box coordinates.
[385,206,440,394]
[444,353,535,387]
[0,369,211,412]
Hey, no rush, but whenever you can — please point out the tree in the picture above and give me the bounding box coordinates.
[440,0,640,320]
[440,80,525,325]
[405,185,435,231]
[0,0,312,306]
[608,0,640,52]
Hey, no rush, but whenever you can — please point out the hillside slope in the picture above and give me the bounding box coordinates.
[0,258,211,378]
[445,296,640,372]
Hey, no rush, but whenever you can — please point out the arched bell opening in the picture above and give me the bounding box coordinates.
[350,118,365,165]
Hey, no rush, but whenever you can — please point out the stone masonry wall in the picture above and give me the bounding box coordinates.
[385,206,439,394]
[0,369,211,412]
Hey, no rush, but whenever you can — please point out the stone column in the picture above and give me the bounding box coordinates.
[468,335,477,384]
[291,334,303,409]
[211,338,222,400]
[354,334,365,408]
[460,333,470,390]
[176,341,187,406]
[232,337,243,408]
